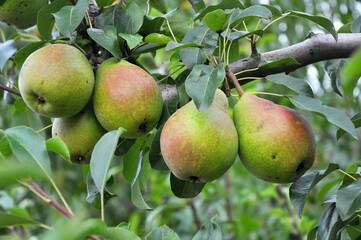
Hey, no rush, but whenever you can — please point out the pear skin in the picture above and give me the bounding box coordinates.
[52,104,107,164]
[233,93,316,183]
[160,90,239,183]
[19,44,95,118]
[93,58,163,138]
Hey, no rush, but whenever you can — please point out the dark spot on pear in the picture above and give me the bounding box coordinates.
[36,96,46,104]
[276,177,280,180]
[86,81,88,83]
[73,155,86,164]
[189,176,199,182]
[272,154,276,159]
[80,110,85,114]
[296,161,305,174]
[55,133,58,136]
[139,123,147,133]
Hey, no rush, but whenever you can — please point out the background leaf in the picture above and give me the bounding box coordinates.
[342,47,361,100]
[265,74,314,97]
[192,217,222,240]
[146,225,180,240]
[0,161,46,186]
[0,40,16,71]
[0,213,43,228]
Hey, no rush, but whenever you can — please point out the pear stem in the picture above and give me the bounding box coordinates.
[225,66,244,97]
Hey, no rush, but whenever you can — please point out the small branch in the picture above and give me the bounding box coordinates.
[276,185,303,240]
[0,83,21,97]
[225,66,244,97]
[188,200,201,230]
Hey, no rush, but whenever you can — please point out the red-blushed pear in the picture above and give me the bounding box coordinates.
[233,93,316,183]
[93,58,163,138]
[52,104,107,164]
[0,0,48,29]
[160,89,239,183]
[19,44,95,118]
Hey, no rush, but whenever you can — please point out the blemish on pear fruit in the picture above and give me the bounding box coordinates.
[36,96,45,104]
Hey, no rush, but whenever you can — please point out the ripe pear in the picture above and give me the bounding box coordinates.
[0,0,48,29]
[93,58,163,138]
[233,93,316,183]
[52,104,107,164]
[19,44,95,118]
[160,90,239,183]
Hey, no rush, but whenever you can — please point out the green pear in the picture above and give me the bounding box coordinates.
[160,90,239,183]
[0,0,48,29]
[52,104,107,164]
[19,44,95,118]
[233,93,316,183]
[93,58,163,138]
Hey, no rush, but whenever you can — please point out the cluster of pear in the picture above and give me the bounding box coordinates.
[19,44,163,164]
[160,90,316,184]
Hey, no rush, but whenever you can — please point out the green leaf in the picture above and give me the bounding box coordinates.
[337,112,361,140]
[5,126,52,176]
[286,10,338,41]
[224,30,263,41]
[189,0,205,12]
[87,26,122,59]
[289,163,340,218]
[140,16,165,35]
[118,33,143,50]
[53,0,89,37]
[159,8,178,20]
[193,0,244,21]
[185,63,225,111]
[351,15,361,33]
[170,173,206,198]
[86,173,116,209]
[204,9,227,33]
[0,137,13,161]
[149,126,169,171]
[260,4,282,18]
[46,137,71,163]
[287,95,358,139]
[123,135,148,183]
[0,236,22,240]
[179,25,219,70]
[14,41,46,68]
[260,57,300,69]
[37,0,70,40]
[144,33,172,44]
[165,41,204,51]
[131,149,151,210]
[336,178,361,220]
[149,0,167,13]
[114,1,144,34]
[226,5,272,29]
[146,225,180,240]
[193,217,222,240]
[90,128,125,193]
[0,40,16,71]
[324,59,344,96]
[105,227,141,240]
[14,98,28,112]
[342,47,361,100]
[265,74,314,97]
[307,226,318,240]
[0,161,46,186]
[317,203,339,240]
[131,43,166,56]
[0,213,43,228]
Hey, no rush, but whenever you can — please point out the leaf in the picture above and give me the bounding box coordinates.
[188,0,205,12]
[144,33,172,44]
[45,137,71,163]
[351,15,361,33]
[289,163,340,218]
[146,225,180,240]
[165,41,204,51]
[336,178,361,220]
[149,126,169,171]
[337,112,361,140]
[123,135,148,183]
[287,95,358,139]
[0,213,43,228]
[131,43,166,56]
[160,8,178,20]
[170,173,206,198]
[204,9,227,33]
[105,227,141,240]
[114,1,144,34]
[86,173,116,209]
[140,16,165,35]
[193,217,222,240]
[0,161,46,186]
[179,25,219,70]
[0,40,16,71]
[317,203,339,240]
[286,10,337,41]
[149,0,167,13]
[324,59,344,96]
[0,137,13,161]
[224,30,263,41]
[260,57,300,68]
[193,0,244,21]
[5,126,52,177]
[266,74,314,97]
[90,128,125,193]
[225,5,272,29]
[118,33,143,50]
[185,63,225,111]
[53,0,89,37]
[342,47,361,100]
[87,26,122,59]
[14,99,27,112]
[37,0,70,40]
[260,4,282,18]
[131,149,151,210]
[307,226,318,240]
[14,41,46,68]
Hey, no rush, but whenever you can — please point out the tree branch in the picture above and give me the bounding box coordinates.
[0,83,21,97]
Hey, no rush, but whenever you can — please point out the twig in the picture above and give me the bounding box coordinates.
[276,185,303,240]
[0,83,21,97]
[225,66,244,97]
[188,200,202,230]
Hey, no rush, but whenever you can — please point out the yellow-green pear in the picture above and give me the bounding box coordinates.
[93,58,163,138]
[233,93,316,183]
[160,90,238,183]
[52,104,107,164]
[19,44,95,118]
[0,0,48,29]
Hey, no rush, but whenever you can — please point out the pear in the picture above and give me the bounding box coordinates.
[160,90,239,183]
[0,0,48,29]
[19,44,95,118]
[233,93,316,183]
[52,104,107,164]
[93,58,163,138]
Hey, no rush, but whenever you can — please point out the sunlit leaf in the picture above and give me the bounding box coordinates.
[204,9,227,33]
[144,33,172,44]
[342,47,361,100]
[46,137,71,163]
